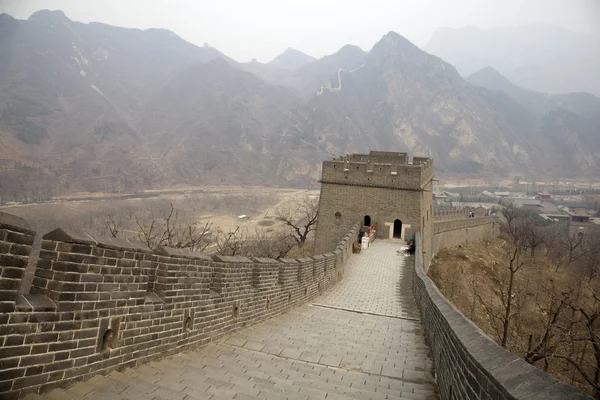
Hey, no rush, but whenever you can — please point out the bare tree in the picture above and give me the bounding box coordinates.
[475,215,529,348]
[211,226,295,259]
[525,287,572,371]
[501,206,520,236]
[275,196,318,246]
[543,223,564,256]
[213,227,246,256]
[103,211,123,238]
[247,228,296,259]
[81,207,127,238]
[520,218,546,257]
[581,231,600,281]
[551,285,600,397]
[134,202,212,251]
[556,230,585,271]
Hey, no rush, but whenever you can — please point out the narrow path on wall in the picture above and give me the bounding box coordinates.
[29,241,437,400]
[313,240,421,321]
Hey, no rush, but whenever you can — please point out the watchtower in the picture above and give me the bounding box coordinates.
[314,151,434,259]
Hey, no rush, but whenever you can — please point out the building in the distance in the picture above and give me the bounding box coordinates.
[314,151,434,260]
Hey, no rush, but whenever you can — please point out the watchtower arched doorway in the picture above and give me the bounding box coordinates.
[393,219,402,239]
[364,215,371,227]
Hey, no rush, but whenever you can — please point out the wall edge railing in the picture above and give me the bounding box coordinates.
[413,231,592,399]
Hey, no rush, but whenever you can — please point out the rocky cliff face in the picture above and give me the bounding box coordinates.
[290,33,541,174]
[1,13,599,201]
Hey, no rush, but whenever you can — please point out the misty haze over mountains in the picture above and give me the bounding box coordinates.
[0,10,599,201]
[425,24,600,97]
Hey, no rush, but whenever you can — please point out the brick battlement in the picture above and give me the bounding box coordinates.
[0,211,358,399]
[434,209,468,221]
[321,151,433,191]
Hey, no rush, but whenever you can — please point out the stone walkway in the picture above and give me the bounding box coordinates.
[29,241,437,400]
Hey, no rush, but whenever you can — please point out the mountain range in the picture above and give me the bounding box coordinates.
[425,24,600,97]
[0,10,599,201]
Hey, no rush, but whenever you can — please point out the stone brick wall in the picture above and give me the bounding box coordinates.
[315,151,434,255]
[0,211,358,399]
[431,217,500,267]
[414,230,592,399]
[0,213,35,313]
[434,209,468,221]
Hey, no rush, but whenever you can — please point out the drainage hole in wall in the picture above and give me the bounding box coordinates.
[102,329,115,351]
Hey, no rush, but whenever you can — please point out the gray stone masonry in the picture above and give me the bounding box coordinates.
[28,240,438,400]
[314,151,434,260]
[413,233,592,400]
[0,214,358,399]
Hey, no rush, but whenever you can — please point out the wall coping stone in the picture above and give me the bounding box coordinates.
[414,232,593,399]
[279,258,299,264]
[0,212,35,235]
[251,257,280,264]
[92,234,137,251]
[42,228,96,244]
[154,246,212,260]
[311,255,325,260]
[0,216,359,398]
[296,257,313,263]
[211,254,252,263]
[127,239,153,253]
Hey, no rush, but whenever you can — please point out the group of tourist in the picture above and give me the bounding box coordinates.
[357,224,376,250]
[468,209,495,218]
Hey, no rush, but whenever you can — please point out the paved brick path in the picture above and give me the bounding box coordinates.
[29,241,437,400]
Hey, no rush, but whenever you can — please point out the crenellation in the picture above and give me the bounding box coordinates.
[296,257,313,283]
[1,214,35,314]
[0,208,366,397]
[315,151,434,257]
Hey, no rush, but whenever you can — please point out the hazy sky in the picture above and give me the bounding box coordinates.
[1,0,599,62]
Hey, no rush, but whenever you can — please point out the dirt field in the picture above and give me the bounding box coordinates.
[1,185,319,237]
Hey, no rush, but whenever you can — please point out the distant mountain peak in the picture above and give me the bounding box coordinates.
[371,31,421,56]
[0,13,16,22]
[336,44,365,56]
[29,9,68,22]
[425,24,600,96]
[467,66,521,93]
[381,31,417,47]
[268,48,316,70]
[470,66,510,81]
[369,31,426,65]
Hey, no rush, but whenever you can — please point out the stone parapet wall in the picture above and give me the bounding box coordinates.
[0,212,358,399]
[414,230,592,399]
[321,152,433,191]
[433,209,467,221]
[431,217,499,264]
[433,216,498,234]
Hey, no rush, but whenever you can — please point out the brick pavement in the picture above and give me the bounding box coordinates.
[27,240,437,400]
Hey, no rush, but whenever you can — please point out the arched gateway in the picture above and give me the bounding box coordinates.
[393,219,402,239]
